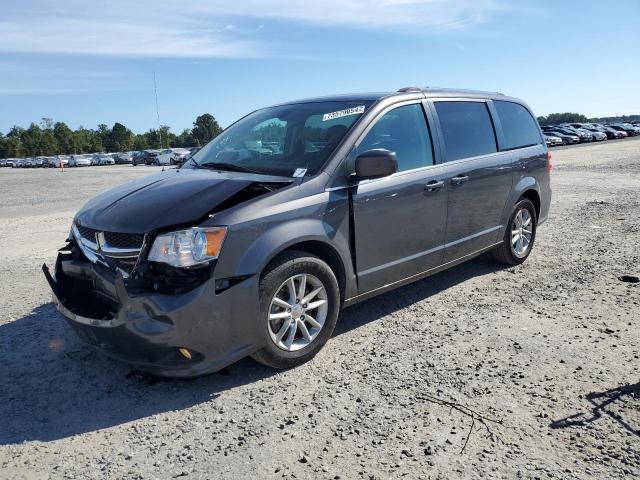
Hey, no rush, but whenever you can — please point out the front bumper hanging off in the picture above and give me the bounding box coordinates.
[42,246,261,378]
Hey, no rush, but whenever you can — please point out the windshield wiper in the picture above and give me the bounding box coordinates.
[199,162,263,174]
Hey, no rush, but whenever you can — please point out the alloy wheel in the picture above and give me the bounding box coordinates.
[267,273,328,351]
[511,208,533,258]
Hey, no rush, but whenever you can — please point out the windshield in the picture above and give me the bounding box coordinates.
[186,100,373,177]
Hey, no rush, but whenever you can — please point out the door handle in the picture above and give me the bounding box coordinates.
[424,180,444,192]
[450,175,469,186]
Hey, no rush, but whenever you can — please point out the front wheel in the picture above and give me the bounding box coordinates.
[493,198,537,265]
[251,251,340,370]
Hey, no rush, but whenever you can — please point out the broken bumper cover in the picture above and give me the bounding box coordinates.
[42,253,261,378]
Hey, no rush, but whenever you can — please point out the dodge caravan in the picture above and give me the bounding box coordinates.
[44,87,552,377]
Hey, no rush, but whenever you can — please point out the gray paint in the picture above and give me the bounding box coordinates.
[45,87,552,377]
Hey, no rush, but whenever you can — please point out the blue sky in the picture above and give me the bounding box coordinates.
[1,0,639,134]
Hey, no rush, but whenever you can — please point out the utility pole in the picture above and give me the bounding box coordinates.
[153,70,163,149]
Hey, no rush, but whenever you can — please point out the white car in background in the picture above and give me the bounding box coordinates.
[69,155,92,167]
[156,148,192,166]
[94,154,115,165]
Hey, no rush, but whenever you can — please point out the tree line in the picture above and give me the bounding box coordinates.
[0,113,223,158]
[537,112,640,126]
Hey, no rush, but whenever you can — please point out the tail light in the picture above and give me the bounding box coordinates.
[546,151,553,173]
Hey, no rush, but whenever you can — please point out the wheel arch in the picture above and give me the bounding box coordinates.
[224,218,355,303]
[264,240,348,304]
[519,188,541,220]
[502,176,541,227]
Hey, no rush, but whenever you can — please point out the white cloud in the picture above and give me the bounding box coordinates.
[0,0,508,57]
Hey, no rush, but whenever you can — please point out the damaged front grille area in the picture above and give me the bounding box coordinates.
[128,261,214,295]
[72,222,143,277]
[66,235,213,296]
[75,221,145,250]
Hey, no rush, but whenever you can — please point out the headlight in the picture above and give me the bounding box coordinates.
[148,227,227,267]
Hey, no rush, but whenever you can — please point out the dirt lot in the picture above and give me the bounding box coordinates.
[1,142,638,480]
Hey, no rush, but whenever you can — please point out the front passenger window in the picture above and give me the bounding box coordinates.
[356,104,434,172]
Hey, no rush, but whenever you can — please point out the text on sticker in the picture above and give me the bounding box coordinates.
[322,105,365,122]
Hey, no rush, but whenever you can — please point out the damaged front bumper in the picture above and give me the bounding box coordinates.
[43,243,262,378]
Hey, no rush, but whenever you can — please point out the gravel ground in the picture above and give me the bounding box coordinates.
[0,142,638,480]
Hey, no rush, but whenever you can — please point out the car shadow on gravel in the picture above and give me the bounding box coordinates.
[0,303,277,445]
[335,253,506,336]
[0,255,502,445]
[549,382,640,436]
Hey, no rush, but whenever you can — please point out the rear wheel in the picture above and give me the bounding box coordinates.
[251,251,340,369]
[493,198,537,265]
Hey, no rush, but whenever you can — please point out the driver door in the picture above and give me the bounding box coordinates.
[351,102,448,293]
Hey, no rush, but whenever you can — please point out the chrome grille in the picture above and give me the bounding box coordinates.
[73,222,144,276]
[104,232,145,249]
[76,223,98,242]
[75,221,144,250]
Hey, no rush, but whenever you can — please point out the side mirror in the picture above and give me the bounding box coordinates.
[354,149,398,180]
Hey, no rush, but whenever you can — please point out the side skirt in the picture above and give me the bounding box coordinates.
[342,241,502,308]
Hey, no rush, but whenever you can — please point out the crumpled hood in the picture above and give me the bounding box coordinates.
[75,169,284,233]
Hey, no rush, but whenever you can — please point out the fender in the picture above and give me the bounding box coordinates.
[227,218,355,293]
[500,175,540,229]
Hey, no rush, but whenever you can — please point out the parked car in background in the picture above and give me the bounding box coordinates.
[595,124,627,139]
[156,148,176,165]
[69,155,92,167]
[542,129,579,144]
[585,125,617,140]
[584,129,606,141]
[559,125,594,142]
[0,159,6,167]
[544,134,563,147]
[178,147,201,166]
[546,126,590,142]
[610,123,640,136]
[133,150,160,166]
[113,152,133,164]
[94,154,115,165]
[155,148,192,166]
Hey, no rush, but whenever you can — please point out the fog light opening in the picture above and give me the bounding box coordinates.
[178,348,193,360]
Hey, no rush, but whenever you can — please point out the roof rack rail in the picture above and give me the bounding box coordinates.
[423,87,505,96]
[397,86,422,93]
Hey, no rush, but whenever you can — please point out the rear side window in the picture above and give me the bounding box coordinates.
[356,103,434,172]
[494,100,542,150]
[434,101,497,162]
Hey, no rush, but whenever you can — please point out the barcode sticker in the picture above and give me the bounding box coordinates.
[322,105,365,122]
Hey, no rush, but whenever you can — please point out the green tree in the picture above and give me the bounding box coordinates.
[0,133,7,158]
[40,117,54,130]
[5,126,25,157]
[192,113,222,146]
[41,130,59,155]
[176,128,196,147]
[133,134,148,151]
[54,122,74,154]
[537,112,589,126]
[71,127,93,154]
[109,122,133,151]
[22,123,44,156]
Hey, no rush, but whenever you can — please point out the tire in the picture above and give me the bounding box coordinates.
[492,198,537,265]
[251,251,340,370]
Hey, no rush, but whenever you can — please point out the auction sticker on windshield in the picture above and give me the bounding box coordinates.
[322,105,365,122]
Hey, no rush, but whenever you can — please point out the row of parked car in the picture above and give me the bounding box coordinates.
[0,147,202,169]
[542,122,640,147]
